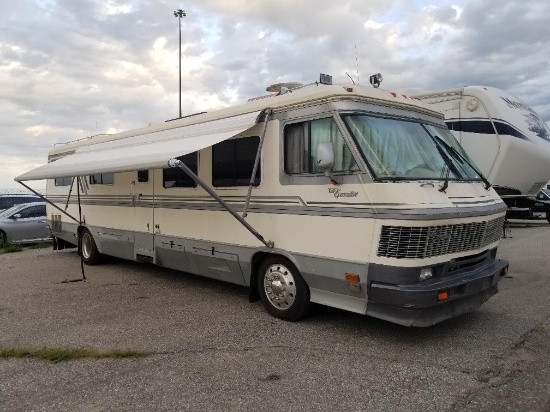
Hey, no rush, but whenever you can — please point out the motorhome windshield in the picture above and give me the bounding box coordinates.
[342,114,481,181]
[423,124,481,180]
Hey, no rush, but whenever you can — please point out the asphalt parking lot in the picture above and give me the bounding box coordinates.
[1,223,550,412]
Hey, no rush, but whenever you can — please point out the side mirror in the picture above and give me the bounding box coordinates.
[10,213,21,220]
[316,142,335,171]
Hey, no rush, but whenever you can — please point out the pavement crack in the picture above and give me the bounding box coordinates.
[446,316,550,412]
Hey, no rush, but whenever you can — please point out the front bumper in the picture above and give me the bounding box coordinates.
[366,258,509,327]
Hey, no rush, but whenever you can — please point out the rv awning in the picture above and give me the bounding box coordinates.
[15,111,262,182]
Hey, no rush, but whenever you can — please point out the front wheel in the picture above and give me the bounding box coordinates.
[80,228,102,265]
[257,256,311,321]
[0,231,7,248]
[546,211,550,224]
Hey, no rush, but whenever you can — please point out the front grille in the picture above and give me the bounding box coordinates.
[377,216,505,259]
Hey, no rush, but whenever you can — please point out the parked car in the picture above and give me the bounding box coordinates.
[0,202,50,246]
[0,194,42,212]
[532,188,550,223]
[505,189,550,222]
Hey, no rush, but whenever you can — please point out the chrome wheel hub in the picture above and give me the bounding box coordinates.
[81,232,93,259]
[263,264,296,310]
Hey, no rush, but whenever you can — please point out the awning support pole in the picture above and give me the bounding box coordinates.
[168,159,274,248]
[243,110,271,218]
[77,177,86,281]
[64,177,75,210]
[17,181,80,224]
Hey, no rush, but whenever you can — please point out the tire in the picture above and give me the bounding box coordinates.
[257,256,311,321]
[546,212,550,224]
[0,230,7,248]
[80,228,102,265]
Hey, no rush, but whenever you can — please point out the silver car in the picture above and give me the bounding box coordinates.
[0,202,50,246]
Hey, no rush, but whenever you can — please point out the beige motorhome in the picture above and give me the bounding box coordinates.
[16,80,509,327]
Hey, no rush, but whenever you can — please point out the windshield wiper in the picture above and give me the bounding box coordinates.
[439,163,450,193]
[433,143,460,193]
[433,136,492,190]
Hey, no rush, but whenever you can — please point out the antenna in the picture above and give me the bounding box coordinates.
[346,72,356,85]
[355,44,359,84]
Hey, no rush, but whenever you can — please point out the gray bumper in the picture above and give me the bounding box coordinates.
[366,258,509,327]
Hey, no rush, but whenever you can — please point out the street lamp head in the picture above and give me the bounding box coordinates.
[174,9,186,18]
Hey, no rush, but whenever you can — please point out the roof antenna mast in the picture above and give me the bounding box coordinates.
[355,43,359,85]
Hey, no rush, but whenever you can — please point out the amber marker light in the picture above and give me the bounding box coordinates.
[345,273,360,283]
[437,290,449,302]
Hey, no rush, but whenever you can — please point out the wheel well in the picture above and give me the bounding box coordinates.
[248,252,267,302]
[248,251,301,303]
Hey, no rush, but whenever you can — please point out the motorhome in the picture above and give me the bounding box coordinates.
[16,79,509,327]
[413,86,550,219]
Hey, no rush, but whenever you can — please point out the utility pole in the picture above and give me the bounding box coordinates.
[173,9,186,118]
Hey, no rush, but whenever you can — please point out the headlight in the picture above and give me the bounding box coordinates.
[419,268,433,281]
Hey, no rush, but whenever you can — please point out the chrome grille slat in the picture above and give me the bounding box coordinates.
[377,216,505,259]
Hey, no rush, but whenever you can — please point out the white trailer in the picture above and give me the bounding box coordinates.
[413,86,550,205]
[16,80,509,327]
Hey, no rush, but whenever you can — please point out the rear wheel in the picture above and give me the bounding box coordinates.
[0,231,7,247]
[546,212,550,224]
[258,256,311,321]
[80,228,102,265]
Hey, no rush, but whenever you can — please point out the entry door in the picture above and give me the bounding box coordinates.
[131,169,155,261]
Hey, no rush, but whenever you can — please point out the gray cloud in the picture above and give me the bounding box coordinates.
[1,0,549,189]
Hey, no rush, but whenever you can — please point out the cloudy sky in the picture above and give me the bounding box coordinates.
[1,0,549,190]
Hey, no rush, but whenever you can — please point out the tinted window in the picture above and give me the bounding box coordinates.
[55,177,73,186]
[90,173,114,185]
[0,197,41,210]
[163,153,198,188]
[137,170,149,183]
[17,204,46,218]
[213,137,261,187]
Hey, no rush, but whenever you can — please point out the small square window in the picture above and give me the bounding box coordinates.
[137,170,149,183]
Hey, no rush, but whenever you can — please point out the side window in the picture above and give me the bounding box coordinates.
[55,177,73,186]
[17,205,45,218]
[212,136,261,187]
[90,173,114,185]
[163,152,198,188]
[137,170,149,183]
[284,118,358,174]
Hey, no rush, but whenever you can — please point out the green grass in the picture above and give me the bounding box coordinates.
[0,241,52,255]
[0,347,149,363]
[0,243,23,254]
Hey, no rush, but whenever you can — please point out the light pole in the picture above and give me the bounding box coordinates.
[173,9,186,118]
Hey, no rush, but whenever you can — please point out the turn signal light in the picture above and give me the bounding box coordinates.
[437,290,449,302]
[345,273,360,283]
[500,265,509,276]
